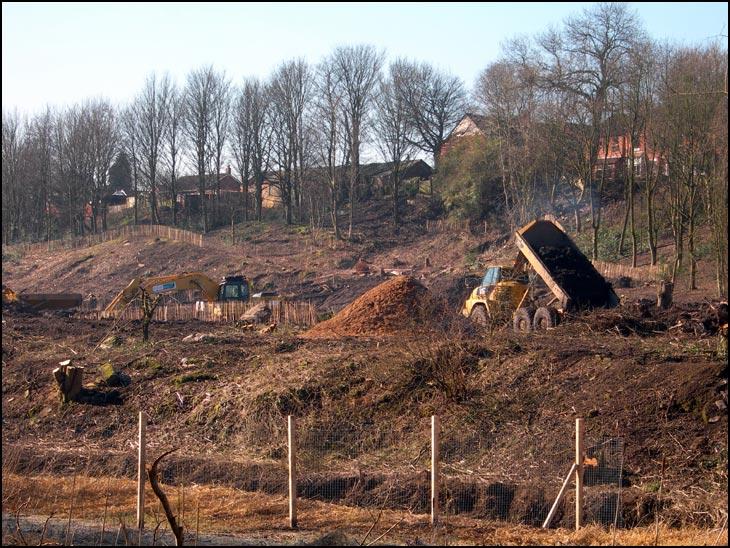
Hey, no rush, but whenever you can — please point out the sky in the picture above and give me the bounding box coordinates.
[3,2,728,117]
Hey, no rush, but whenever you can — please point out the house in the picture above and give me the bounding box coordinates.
[440,113,490,157]
[104,189,136,213]
[360,160,433,194]
[594,133,669,183]
[175,165,243,210]
[246,173,285,209]
[443,113,668,184]
[251,161,433,209]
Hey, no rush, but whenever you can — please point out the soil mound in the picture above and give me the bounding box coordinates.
[537,245,615,309]
[303,276,431,338]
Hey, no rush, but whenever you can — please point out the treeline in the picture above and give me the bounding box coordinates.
[434,3,727,295]
[2,46,465,243]
[2,4,727,295]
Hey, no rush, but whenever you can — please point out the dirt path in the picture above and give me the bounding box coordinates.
[1,513,358,546]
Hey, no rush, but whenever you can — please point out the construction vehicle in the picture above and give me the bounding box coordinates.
[102,272,252,317]
[462,219,619,332]
[2,285,83,312]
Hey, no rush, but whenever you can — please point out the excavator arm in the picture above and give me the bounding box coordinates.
[103,272,221,315]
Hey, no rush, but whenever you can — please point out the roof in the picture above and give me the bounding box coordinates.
[175,173,242,193]
[362,160,433,180]
[250,160,432,186]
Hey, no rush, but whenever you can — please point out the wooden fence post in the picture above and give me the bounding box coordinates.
[575,417,584,530]
[137,411,146,531]
[431,415,440,526]
[288,415,297,529]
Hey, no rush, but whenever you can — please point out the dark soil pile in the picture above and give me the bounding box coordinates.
[302,276,433,338]
[537,245,614,309]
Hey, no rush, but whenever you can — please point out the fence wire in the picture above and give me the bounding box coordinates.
[2,420,625,544]
[297,420,431,515]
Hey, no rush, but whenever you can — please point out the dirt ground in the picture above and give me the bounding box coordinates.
[2,199,728,544]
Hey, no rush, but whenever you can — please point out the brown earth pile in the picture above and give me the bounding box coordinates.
[302,276,431,338]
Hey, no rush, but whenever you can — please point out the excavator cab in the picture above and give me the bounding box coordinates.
[218,275,251,302]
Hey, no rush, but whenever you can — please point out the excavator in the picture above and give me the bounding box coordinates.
[462,218,619,332]
[102,272,252,317]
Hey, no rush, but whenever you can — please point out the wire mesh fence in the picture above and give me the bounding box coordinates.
[436,427,624,529]
[2,416,625,544]
[296,419,432,517]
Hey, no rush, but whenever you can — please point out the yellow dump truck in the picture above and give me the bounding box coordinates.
[462,219,619,332]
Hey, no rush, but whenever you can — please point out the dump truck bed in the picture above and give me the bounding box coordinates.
[514,220,619,311]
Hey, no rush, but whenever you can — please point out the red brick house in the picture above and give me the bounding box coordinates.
[175,165,243,210]
[594,133,668,182]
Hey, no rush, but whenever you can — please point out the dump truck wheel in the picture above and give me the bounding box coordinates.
[469,304,488,326]
[533,306,559,331]
[513,307,535,333]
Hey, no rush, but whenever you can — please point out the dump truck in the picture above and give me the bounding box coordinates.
[462,219,619,332]
[2,285,83,312]
[102,272,252,317]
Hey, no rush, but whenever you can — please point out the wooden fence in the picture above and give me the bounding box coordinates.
[592,260,668,283]
[77,300,318,327]
[3,224,204,256]
[424,219,473,233]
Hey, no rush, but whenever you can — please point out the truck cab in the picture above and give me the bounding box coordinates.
[217,275,251,302]
[462,265,529,324]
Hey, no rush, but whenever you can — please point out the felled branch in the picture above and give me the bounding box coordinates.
[147,448,184,546]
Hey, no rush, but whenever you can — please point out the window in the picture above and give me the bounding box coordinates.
[481,267,501,288]
[223,284,241,299]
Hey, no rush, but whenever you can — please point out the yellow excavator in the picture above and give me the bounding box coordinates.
[462,219,619,332]
[102,272,252,317]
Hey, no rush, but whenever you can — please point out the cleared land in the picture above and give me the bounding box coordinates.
[2,201,727,545]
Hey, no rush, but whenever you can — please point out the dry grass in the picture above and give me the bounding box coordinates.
[2,473,726,545]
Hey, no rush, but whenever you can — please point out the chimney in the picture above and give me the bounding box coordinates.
[226,164,232,176]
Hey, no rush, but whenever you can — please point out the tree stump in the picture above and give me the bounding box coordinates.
[53,361,84,403]
[657,281,673,310]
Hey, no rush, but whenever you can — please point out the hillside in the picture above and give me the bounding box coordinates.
[2,197,722,313]
[2,198,489,314]
[2,196,727,543]
[2,303,726,530]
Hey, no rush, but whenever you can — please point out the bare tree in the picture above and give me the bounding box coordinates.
[527,3,642,259]
[314,59,349,239]
[231,83,254,222]
[269,59,313,224]
[375,67,415,230]
[658,44,727,290]
[242,77,272,222]
[1,110,27,243]
[329,44,384,238]
[130,73,172,224]
[183,66,216,232]
[166,83,185,225]
[87,99,118,232]
[120,106,141,225]
[211,70,232,226]
[392,58,467,171]
[475,59,541,228]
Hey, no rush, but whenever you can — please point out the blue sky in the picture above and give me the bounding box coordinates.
[3,2,728,116]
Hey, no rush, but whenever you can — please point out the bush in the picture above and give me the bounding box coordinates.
[432,135,503,221]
